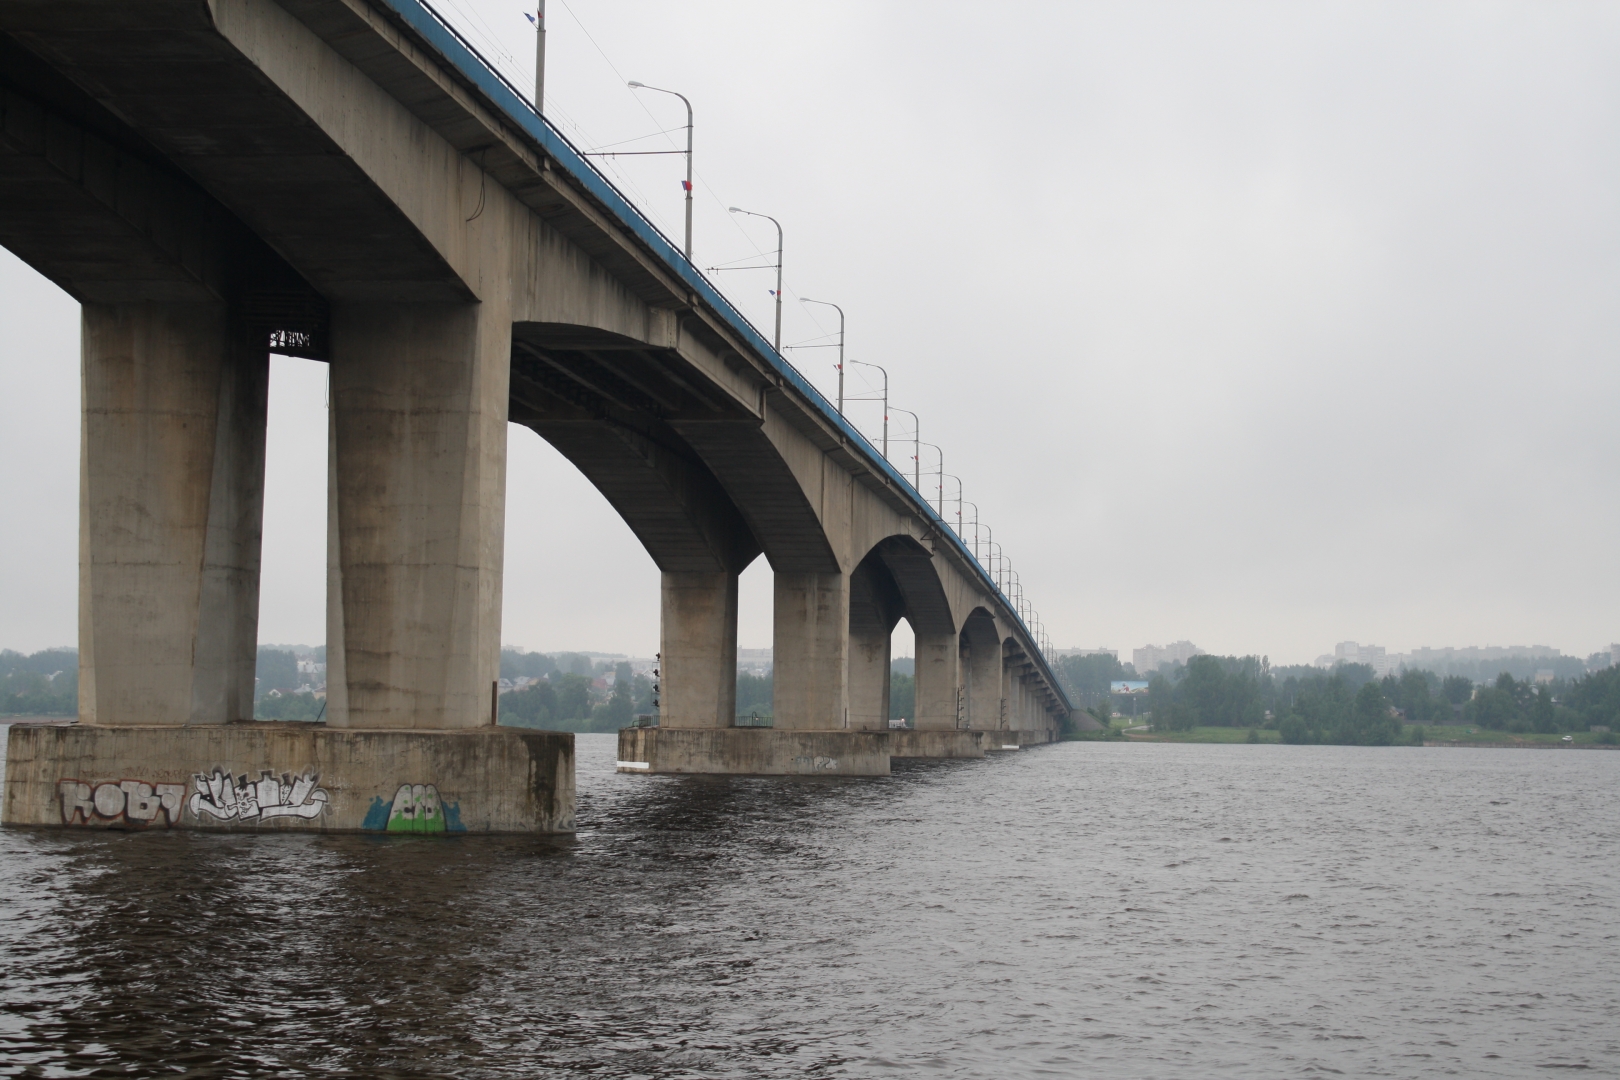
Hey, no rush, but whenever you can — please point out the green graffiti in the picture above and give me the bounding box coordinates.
[385,783,446,833]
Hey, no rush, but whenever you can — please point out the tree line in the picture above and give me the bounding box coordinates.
[1134,654,1620,745]
[0,648,78,716]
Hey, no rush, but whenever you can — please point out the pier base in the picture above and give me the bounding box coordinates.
[617,727,891,776]
[2,723,574,834]
[888,729,986,759]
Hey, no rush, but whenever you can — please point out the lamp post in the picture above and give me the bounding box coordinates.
[531,1,546,111]
[918,441,944,516]
[728,207,783,350]
[941,473,963,537]
[847,358,888,458]
[962,502,983,563]
[627,82,694,260]
[891,407,920,488]
[799,298,844,413]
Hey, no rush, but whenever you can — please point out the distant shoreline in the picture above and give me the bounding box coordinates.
[1112,732,1620,749]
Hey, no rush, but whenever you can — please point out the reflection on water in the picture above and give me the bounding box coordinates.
[2,733,1618,1077]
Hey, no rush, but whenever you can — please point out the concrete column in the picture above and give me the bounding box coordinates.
[960,619,1002,730]
[322,394,349,726]
[773,571,848,730]
[847,624,890,731]
[327,301,509,729]
[79,301,267,725]
[914,630,961,730]
[659,571,738,728]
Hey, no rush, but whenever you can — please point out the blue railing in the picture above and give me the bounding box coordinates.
[380,0,1068,710]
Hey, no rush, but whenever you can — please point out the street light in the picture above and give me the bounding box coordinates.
[918,441,945,516]
[530,2,546,111]
[799,298,844,413]
[890,407,920,489]
[627,82,694,260]
[846,358,888,458]
[962,501,983,564]
[728,207,783,350]
[941,472,963,536]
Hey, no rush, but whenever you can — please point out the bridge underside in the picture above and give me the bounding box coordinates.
[0,0,1069,827]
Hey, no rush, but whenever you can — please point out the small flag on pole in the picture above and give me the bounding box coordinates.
[681,180,692,192]
[523,11,537,25]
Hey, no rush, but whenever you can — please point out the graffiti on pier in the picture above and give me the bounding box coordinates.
[59,779,185,827]
[188,768,329,823]
[362,783,467,833]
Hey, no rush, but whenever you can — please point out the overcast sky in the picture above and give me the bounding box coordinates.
[3,0,1618,665]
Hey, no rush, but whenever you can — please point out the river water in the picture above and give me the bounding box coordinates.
[1,733,1616,1078]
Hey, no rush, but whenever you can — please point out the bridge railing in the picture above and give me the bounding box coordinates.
[387,0,1069,711]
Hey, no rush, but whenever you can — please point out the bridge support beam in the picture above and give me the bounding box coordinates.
[913,630,962,731]
[847,625,891,732]
[960,615,1002,732]
[658,571,739,728]
[325,302,509,730]
[772,572,850,731]
[79,301,267,726]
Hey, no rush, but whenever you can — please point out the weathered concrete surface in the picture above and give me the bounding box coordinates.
[986,728,1058,750]
[888,730,986,759]
[3,723,574,833]
[325,301,510,730]
[617,727,890,776]
[658,571,738,728]
[79,301,267,727]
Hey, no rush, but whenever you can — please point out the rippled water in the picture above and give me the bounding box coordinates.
[2,732,1617,1078]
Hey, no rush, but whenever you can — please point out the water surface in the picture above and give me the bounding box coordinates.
[2,733,1616,1077]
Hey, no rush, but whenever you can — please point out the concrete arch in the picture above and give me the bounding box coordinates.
[846,547,906,730]
[864,536,954,637]
[844,536,960,730]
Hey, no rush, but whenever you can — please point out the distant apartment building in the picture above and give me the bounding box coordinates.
[1325,641,1400,677]
[1132,641,1203,674]
[1314,642,1588,679]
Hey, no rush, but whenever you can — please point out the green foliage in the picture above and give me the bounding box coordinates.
[500,680,556,728]
[255,648,298,699]
[1457,667,1620,735]
[1381,669,1453,726]
[0,648,79,716]
[500,647,558,681]
[889,670,915,721]
[1054,652,1128,706]
[1560,665,1620,731]
[590,671,633,730]
[554,653,594,677]
[1145,656,1266,731]
[1274,673,1401,745]
[254,691,324,721]
[737,671,773,715]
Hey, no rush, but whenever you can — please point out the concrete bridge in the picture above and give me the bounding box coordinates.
[0,0,1072,834]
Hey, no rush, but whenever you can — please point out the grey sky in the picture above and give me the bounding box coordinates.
[3,1,1617,664]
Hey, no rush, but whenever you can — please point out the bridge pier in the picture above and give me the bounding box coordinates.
[913,629,962,731]
[772,571,851,730]
[79,300,267,727]
[658,571,739,728]
[5,300,574,835]
[324,301,508,730]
